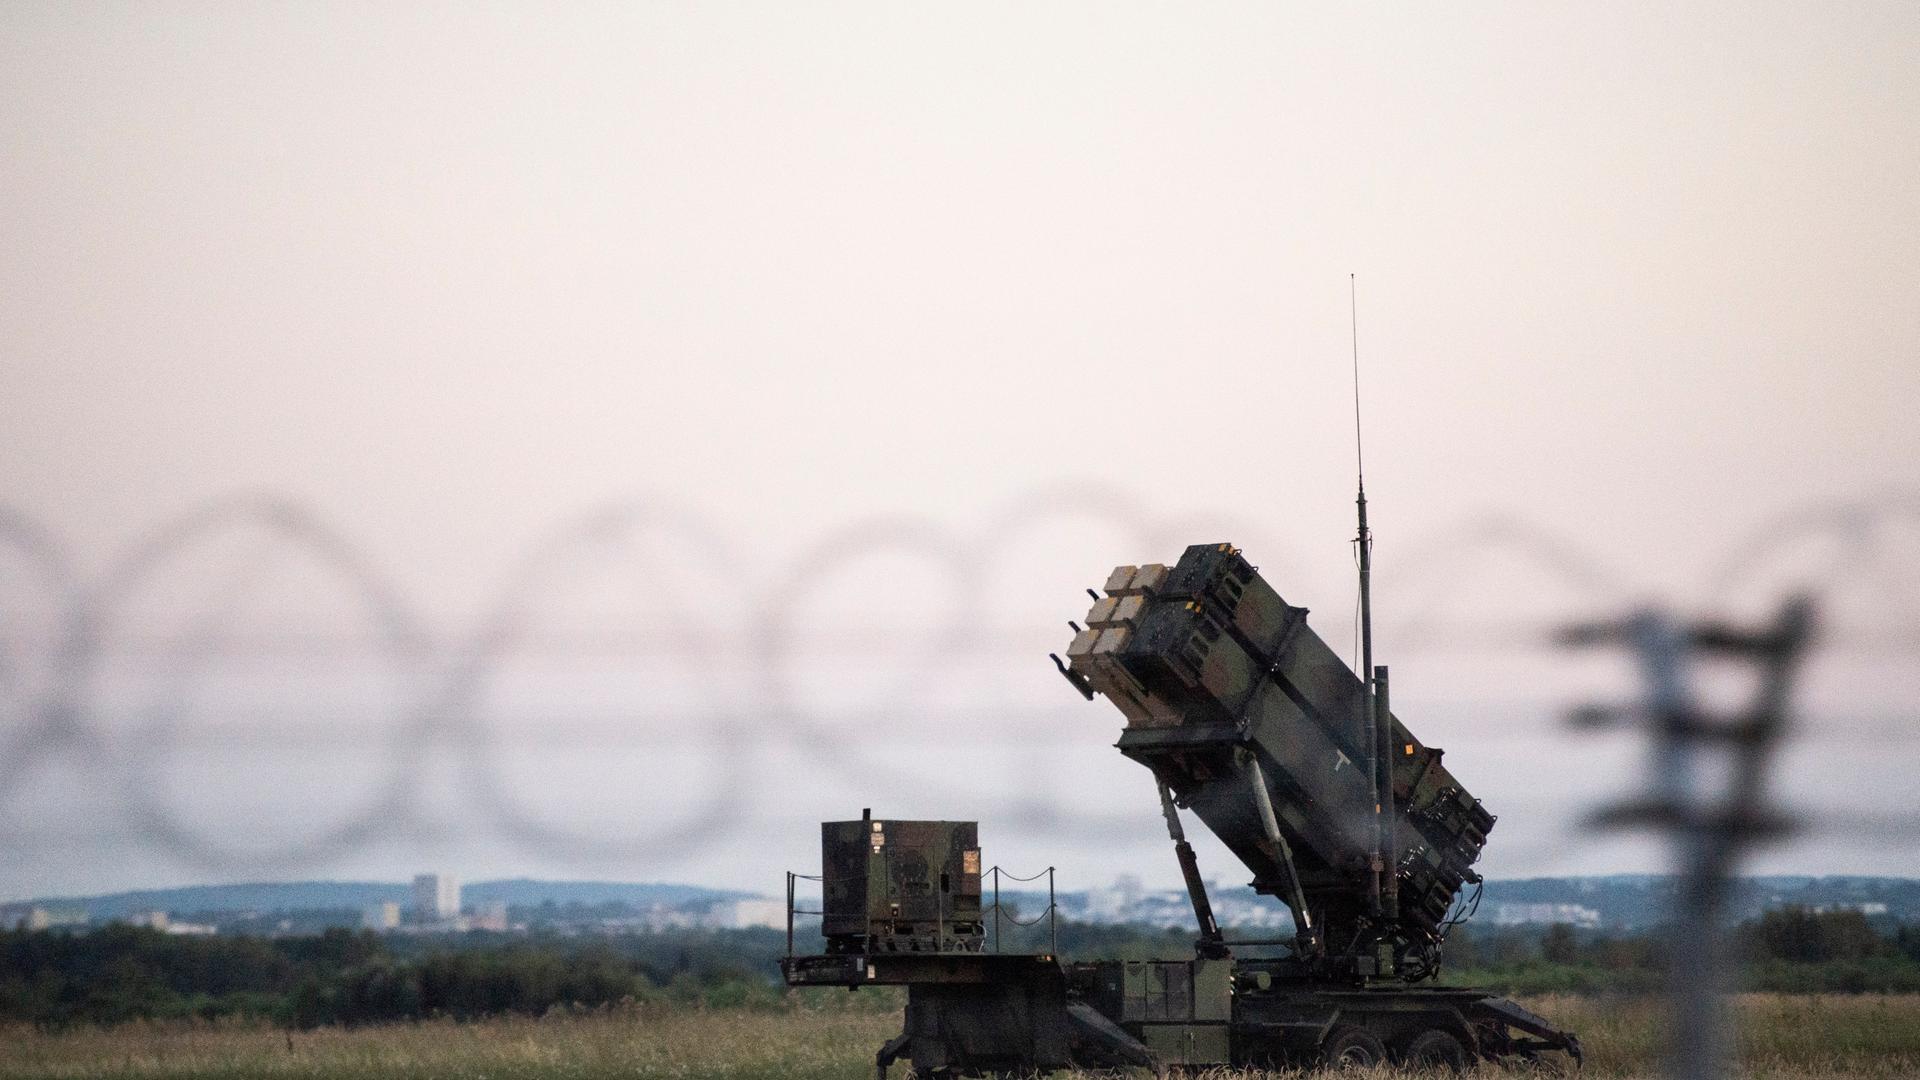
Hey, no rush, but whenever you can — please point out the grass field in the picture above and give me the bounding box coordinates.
[2,994,1917,1079]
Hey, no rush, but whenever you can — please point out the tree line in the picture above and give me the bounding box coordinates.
[1438,907,1920,995]
[0,925,800,1028]
[2,907,1917,1028]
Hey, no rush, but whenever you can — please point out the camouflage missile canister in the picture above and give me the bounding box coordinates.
[1065,543,1494,964]
[821,818,985,954]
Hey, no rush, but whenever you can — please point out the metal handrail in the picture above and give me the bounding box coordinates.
[986,865,1058,956]
[787,868,874,959]
[991,867,1056,883]
[989,904,1056,928]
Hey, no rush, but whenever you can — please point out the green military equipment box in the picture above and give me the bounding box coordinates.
[1068,957,1232,1066]
[821,817,984,954]
[1139,1023,1231,1066]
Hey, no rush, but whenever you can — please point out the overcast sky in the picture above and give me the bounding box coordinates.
[1,3,1916,900]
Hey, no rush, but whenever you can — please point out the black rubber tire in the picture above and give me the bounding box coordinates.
[1402,1029,1470,1073]
[1322,1024,1389,1069]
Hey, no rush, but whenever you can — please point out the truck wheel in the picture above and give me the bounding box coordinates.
[1402,1029,1469,1073]
[1322,1025,1388,1069]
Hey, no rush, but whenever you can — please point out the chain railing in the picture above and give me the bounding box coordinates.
[986,865,1057,957]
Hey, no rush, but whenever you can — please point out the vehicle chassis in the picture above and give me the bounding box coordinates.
[783,950,1582,1077]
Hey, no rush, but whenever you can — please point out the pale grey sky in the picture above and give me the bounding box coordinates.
[1,3,1916,898]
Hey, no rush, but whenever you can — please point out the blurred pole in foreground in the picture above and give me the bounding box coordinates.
[1560,597,1815,1080]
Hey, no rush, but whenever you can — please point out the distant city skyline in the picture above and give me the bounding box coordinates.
[11,871,1917,938]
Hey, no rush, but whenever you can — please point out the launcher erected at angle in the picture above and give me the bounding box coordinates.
[1061,542,1492,982]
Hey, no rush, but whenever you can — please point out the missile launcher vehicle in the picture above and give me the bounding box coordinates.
[781,543,1581,1076]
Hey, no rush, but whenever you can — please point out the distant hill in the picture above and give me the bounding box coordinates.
[14,880,756,921]
[464,879,754,910]
[1479,875,1920,928]
[1047,875,1920,932]
[14,875,1915,929]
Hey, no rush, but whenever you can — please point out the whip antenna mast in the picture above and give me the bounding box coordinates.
[1350,274,1396,932]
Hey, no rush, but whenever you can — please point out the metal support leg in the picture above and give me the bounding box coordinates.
[875,1028,912,1080]
[1158,780,1227,957]
[1245,755,1319,956]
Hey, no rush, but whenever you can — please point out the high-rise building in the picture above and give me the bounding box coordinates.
[412,874,461,921]
[363,901,401,930]
[0,905,51,931]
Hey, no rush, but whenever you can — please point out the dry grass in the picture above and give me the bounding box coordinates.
[1507,993,1920,1079]
[1,994,1917,1079]
[0,1004,899,1080]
